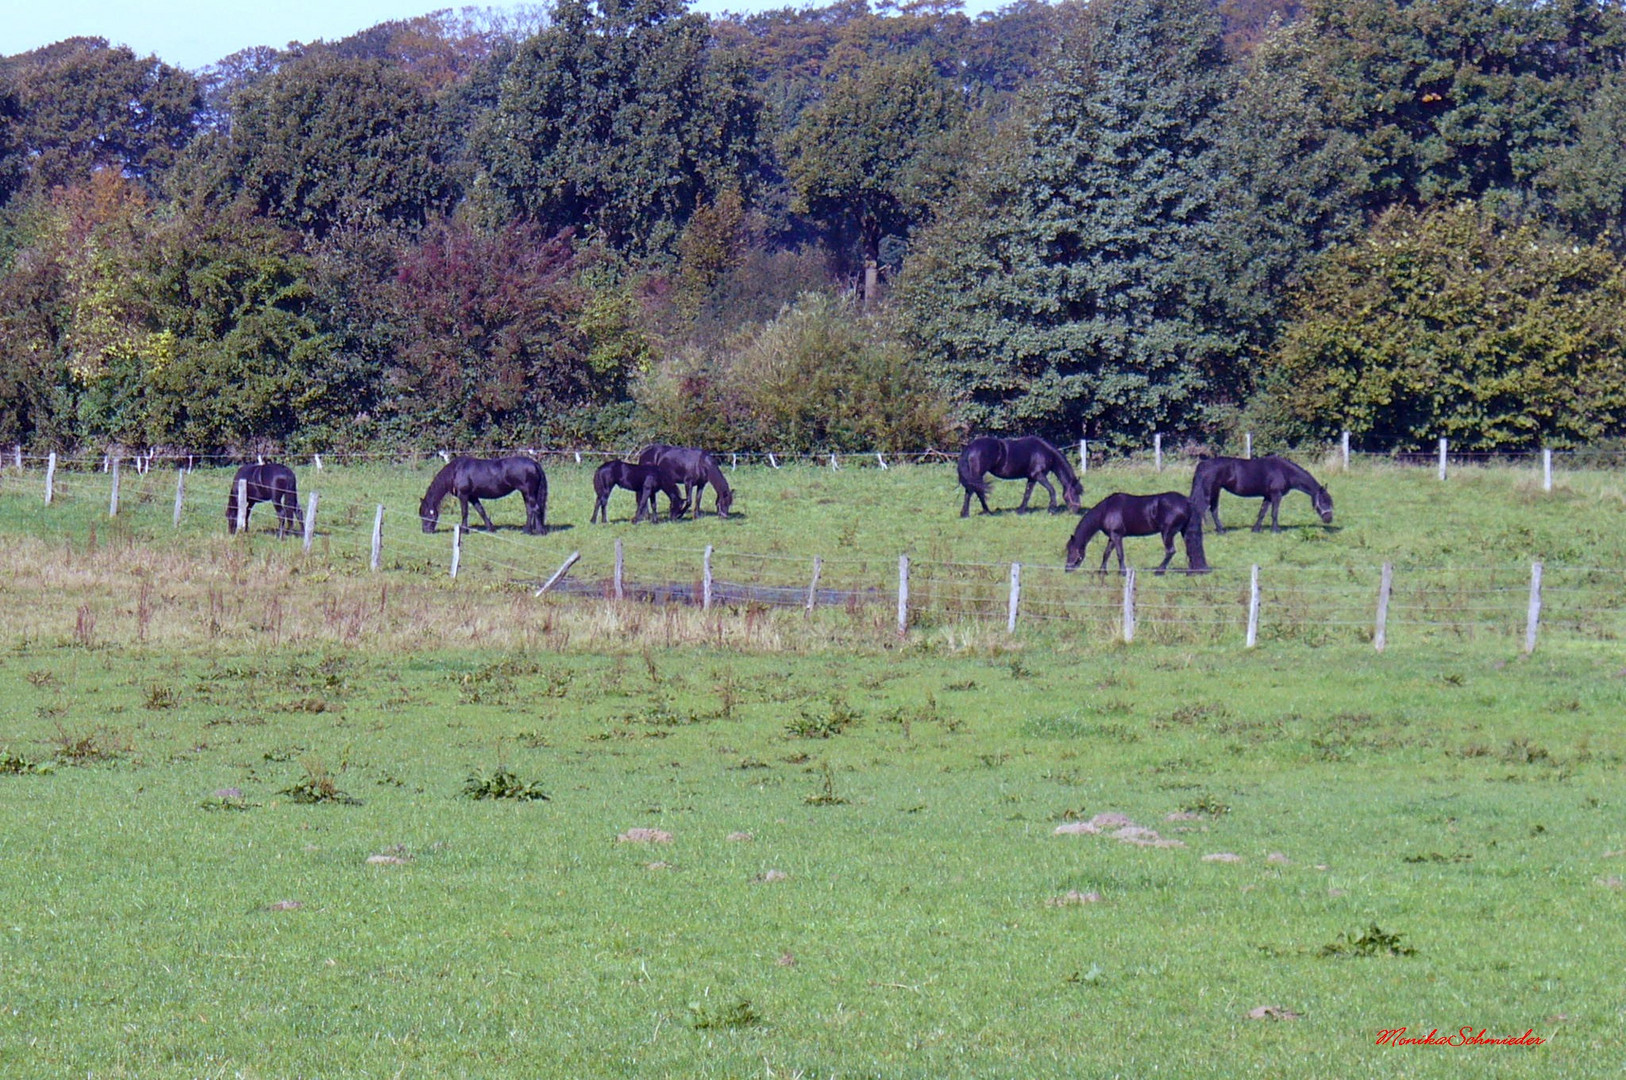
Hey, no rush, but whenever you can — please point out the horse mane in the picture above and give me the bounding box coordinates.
[1272,455,1320,490]
[421,461,457,509]
[1045,439,1081,494]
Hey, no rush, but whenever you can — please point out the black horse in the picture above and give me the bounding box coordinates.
[420,456,547,534]
[636,445,733,518]
[958,436,1083,517]
[1189,455,1333,534]
[225,463,303,538]
[1064,492,1209,575]
[591,461,689,524]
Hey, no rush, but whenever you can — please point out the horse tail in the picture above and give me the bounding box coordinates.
[530,459,548,528]
[1181,498,1210,573]
[956,443,988,494]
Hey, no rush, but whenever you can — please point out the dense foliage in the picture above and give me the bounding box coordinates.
[5,0,1626,454]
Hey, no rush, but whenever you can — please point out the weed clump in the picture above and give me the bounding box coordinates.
[804,761,848,805]
[0,751,49,775]
[280,759,362,805]
[786,695,861,738]
[1320,924,1416,958]
[460,767,549,801]
[50,724,130,766]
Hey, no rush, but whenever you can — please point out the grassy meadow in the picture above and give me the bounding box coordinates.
[1,453,1624,1077]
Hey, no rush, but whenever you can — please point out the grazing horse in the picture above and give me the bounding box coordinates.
[591,461,689,523]
[636,445,733,518]
[1189,455,1333,534]
[1064,492,1209,575]
[419,456,547,534]
[958,436,1083,517]
[225,463,303,538]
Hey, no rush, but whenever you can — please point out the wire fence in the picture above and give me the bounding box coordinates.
[5,434,1626,475]
[4,454,1624,651]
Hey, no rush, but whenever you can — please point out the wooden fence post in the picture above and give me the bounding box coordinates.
[1525,561,1543,655]
[45,452,55,504]
[534,551,581,596]
[236,479,249,534]
[371,505,383,571]
[1244,432,1253,459]
[806,555,822,615]
[702,545,714,610]
[1121,568,1136,643]
[108,456,121,517]
[302,492,318,553]
[314,453,323,472]
[1079,438,1088,474]
[1154,433,1163,472]
[1374,562,1393,652]
[1438,437,1448,481]
[1007,562,1022,633]
[173,470,185,527]
[1341,430,1350,471]
[449,524,462,579]
[1542,448,1553,492]
[897,555,910,636]
[1246,564,1260,648]
[614,538,624,600]
[12,445,19,469]
[829,453,839,470]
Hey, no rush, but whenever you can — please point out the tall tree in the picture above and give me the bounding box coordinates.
[479,0,765,254]
[782,55,964,301]
[0,38,200,195]
[899,0,1237,440]
[197,52,457,238]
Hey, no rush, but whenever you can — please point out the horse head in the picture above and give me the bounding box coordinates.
[1313,485,1334,523]
[1062,476,1084,514]
[419,498,440,533]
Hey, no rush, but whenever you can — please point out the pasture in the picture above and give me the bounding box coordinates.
[1,454,1624,1077]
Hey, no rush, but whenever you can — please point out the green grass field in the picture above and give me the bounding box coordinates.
[1,455,1623,1077]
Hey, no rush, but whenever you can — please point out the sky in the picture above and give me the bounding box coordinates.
[2,0,1008,72]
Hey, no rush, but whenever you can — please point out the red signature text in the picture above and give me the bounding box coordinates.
[1375,1027,1546,1048]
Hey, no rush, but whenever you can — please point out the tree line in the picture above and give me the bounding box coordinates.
[4,0,1626,456]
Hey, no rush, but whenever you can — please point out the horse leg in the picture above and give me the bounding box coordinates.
[1271,494,1283,533]
[1209,491,1226,533]
[960,485,973,518]
[1017,479,1035,513]
[471,498,497,532]
[1113,535,1128,574]
[1252,498,1271,533]
[1034,474,1059,512]
[1155,528,1177,575]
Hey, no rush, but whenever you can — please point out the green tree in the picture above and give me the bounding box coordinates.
[0,38,200,195]
[1292,0,1618,215]
[1259,203,1626,449]
[196,52,456,238]
[898,0,1237,441]
[139,211,333,452]
[478,0,764,254]
[782,55,965,302]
